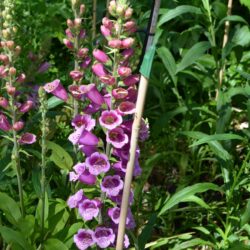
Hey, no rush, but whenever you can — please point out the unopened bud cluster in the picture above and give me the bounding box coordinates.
[0,0,36,144]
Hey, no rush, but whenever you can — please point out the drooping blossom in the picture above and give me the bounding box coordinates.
[78,199,101,221]
[93,227,116,249]
[69,163,96,185]
[19,100,33,113]
[74,229,95,250]
[86,152,110,176]
[0,97,9,108]
[101,175,124,196]
[93,49,110,64]
[118,101,136,115]
[67,189,86,209]
[44,79,68,101]
[72,114,95,130]
[99,110,123,130]
[18,133,36,145]
[107,127,129,148]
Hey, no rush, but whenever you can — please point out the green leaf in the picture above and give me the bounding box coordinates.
[0,192,21,224]
[138,214,157,250]
[64,222,83,247]
[216,15,248,30]
[182,195,211,209]
[232,26,250,47]
[240,0,250,10]
[158,5,202,27]
[157,47,177,84]
[177,42,211,72]
[190,133,243,147]
[228,242,250,250]
[47,96,64,110]
[46,141,73,170]
[158,183,221,216]
[44,238,68,250]
[0,226,34,250]
[181,131,231,161]
[172,238,214,250]
[17,215,35,238]
[241,199,250,227]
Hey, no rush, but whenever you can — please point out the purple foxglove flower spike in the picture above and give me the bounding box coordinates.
[0,113,11,131]
[107,127,129,148]
[44,79,68,101]
[18,133,36,145]
[93,227,116,249]
[78,199,101,221]
[99,110,123,130]
[74,229,95,250]
[67,189,86,209]
[101,175,123,196]
[85,152,110,175]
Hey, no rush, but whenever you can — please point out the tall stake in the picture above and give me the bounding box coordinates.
[216,0,233,100]
[115,1,161,249]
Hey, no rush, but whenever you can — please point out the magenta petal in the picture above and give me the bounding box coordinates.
[79,169,97,185]
[78,131,99,146]
[0,113,11,131]
[92,63,108,77]
[85,84,105,106]
[44,79,68,101]
[79,145,98,156]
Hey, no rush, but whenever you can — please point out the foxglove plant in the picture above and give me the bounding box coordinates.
[0,0,36,217]
[44,0,149,248]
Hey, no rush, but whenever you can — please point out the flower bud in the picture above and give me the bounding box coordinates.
[125,7,133,19]
[118,66,132,77]
[70,70,84,81]
[78,48,89,58]
[112,88,128,99]
[9,67,16,76]
[121,37,134,48]
[80,4,85,15]
[124,20,136,32]
[13,121,24,131]
[101,25,111,37]
[67,19,74,28]
[116,5,125,16]
[6,85,16,96]
[0,54,9,64]
[63,39,74,49]
[93,49,110,63]
[19,100,34,113]
[80,57,92,69]
[0,97,9,108]
[102,17,113,29]
[108,39,122,49]
[65,28,74,39]
[74,18,82,28]
[15,46,21,56]
[16,73,26,83]
[6,40,14,50]
[79,29,86,39]
[13,26,18,33]
[2,29,10,39]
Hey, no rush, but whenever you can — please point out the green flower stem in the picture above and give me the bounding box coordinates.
[8,59,25,218]
[39,88,48,247]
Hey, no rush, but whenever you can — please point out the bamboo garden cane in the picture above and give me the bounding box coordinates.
[116,1,161,249]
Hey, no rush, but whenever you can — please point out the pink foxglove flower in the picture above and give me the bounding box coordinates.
[67,189,86,209]
[108,39,122,48]
[81,84,105,106]
[70,70,84,81]
[71,114,95,130]
[99,110,123,130]
[44,79,68,101]
[107,127,129,148]
[13,121,24,131]
[118,101,136,115]
[18,133,36,145]
[112,88,128,99]
[80,56,92,69]
[86,152,110,175]
[100,25,111,37]
[93,227,116,249]
[118,66,132,77]
[74,229,95,250]
[123,74,140,86]
[101,175,123,196]
[78,199,101,221]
